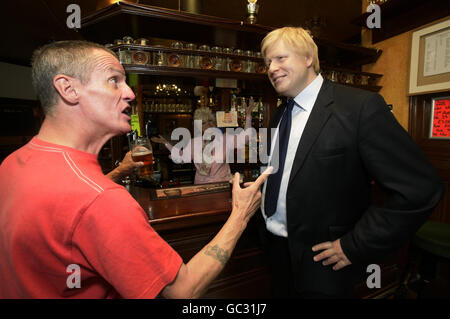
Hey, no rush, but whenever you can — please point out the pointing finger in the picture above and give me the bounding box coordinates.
[252,166,273,189]
[232,172,241,191]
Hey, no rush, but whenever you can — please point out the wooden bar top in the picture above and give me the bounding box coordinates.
[127,185,232,232]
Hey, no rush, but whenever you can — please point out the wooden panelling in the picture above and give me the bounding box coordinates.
[409,93,450,224]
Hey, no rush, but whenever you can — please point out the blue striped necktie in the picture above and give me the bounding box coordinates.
[264,99,295,218]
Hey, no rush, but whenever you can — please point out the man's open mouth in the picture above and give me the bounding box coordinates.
[122,106,131,117]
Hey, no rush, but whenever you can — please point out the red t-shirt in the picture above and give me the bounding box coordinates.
[0,137,182,298]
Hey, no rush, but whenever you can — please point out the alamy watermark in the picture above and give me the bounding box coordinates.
[66,264,81,289]
[168,121,280,174]
[66,4,81,29]
[366,264,381,289]
[65,262,382,290]
[366,4,381,29]
[66,3,380,30]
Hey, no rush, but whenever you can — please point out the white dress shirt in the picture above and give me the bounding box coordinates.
[262,74,324,237]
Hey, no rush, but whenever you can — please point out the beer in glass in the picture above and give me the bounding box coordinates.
[131,137,153,178]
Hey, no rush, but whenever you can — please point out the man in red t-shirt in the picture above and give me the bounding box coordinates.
[0,41,269,298]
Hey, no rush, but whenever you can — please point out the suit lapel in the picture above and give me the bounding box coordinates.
[288,79,334,186]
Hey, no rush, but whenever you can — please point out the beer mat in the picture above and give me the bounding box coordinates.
[150,182,230,200]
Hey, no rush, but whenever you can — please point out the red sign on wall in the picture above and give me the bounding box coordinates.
[430,97,450,139]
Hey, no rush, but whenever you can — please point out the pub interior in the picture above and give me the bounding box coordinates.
[0,0,449,299]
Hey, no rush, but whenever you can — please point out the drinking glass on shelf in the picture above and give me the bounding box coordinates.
[131,137,154,179]
[244,50,254,73]
[114,39,128,64]
[153,45,167,66]
[211,46,223,71]
[185,43,197,68]
[223,47,233,71]
[121,36,133,64]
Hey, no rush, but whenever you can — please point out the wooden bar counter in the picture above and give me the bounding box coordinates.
[127,185,271,298]
[126,184,407,298]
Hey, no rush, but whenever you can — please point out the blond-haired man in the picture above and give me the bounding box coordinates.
[259,27,444,298]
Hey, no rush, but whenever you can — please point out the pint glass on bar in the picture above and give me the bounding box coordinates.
[131,137,153,178]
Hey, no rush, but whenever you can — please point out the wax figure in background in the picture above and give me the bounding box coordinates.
[259,27,444,298]
[151,101,256,184]
[0,40,269,298]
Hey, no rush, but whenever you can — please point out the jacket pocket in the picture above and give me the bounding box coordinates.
[313,147,345,159]
[328,225,353,241]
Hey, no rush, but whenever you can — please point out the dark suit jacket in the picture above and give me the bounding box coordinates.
[264,78,444,296]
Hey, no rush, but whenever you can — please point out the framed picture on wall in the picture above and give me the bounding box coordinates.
[429,96,450,140]
[408,18,450,95]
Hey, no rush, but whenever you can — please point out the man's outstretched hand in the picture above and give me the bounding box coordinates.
[231,167,272,224]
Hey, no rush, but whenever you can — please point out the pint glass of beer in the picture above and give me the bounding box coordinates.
[131,137,153,179]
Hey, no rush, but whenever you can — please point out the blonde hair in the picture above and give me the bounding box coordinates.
[194,107,215,124]
[261,27,320,74]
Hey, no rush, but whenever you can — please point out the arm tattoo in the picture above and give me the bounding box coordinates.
[204,245,230,266]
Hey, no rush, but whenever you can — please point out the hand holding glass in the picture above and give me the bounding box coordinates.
[131,137,153,179]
